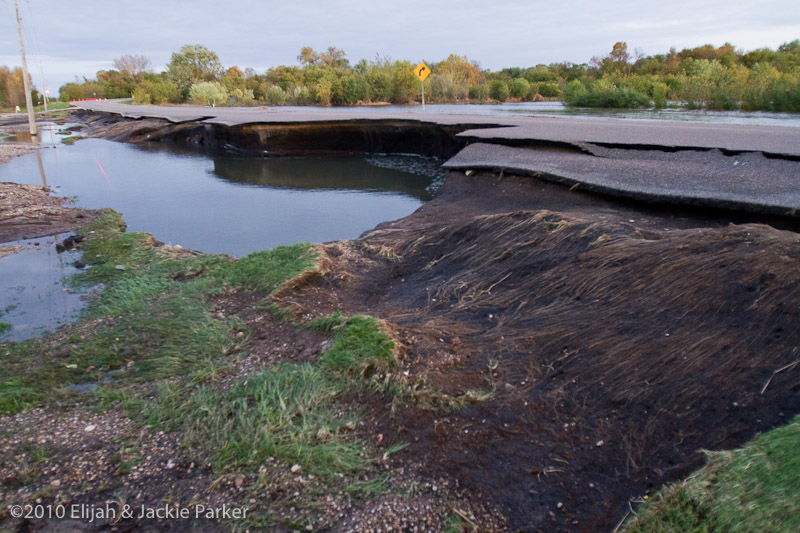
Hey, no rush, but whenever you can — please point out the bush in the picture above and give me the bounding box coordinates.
[230,88,255,106]
[538,82,561,97]
[652,82,668,108]
[389,61,418,104]
[468,84,489,102]
[508,78,530,99]
[564,79,587,105]
[489,80,510,102]
[188,81,228,106]
[264,85,288,105]
[566,80,650,108]
[132,79,180,104]
[291,85,313,105]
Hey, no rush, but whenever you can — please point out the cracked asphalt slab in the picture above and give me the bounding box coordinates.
[443,143,800,217]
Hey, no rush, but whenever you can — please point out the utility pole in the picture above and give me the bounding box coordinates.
[15,0,38,139]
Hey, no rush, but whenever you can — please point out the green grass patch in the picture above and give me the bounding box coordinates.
[147,313,401,481]
[178,364,365,476]
[624,414,800,532]
[60,135,81,145]
[311,313,397,381]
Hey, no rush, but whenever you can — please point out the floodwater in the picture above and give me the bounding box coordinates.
[0,122,66,144]
[0,138,442,257]
[0,235,90,342]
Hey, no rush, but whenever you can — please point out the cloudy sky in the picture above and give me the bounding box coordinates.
[1,0,799,92]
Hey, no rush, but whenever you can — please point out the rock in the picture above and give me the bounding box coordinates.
[114,264,126,270]
[50,479,61,488]
[73,260,86,269]
[84,424,96,432]
[290,464,302,473]
[596,440,604,447]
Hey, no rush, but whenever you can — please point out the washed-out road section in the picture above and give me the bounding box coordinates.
[76,100,800,218]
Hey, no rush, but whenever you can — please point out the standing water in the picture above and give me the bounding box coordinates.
[0,139,443,257]
[0,135,443,340]
[0,235,89,341]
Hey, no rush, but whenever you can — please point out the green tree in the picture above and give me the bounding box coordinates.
[168,45,224,97]
[489,80,509,101]
[508,78,530,99]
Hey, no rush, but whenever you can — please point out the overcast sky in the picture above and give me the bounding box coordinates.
[1,0,799,93]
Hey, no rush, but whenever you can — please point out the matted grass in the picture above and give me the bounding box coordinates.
[624,414,800,532]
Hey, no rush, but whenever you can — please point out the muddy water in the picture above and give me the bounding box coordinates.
[0,139,442,257]
[0,235,90,342]
[0,123,65,144]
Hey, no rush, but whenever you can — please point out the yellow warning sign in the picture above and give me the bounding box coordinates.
[414,62,431,82]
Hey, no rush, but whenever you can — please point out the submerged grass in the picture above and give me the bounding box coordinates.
[624,414,800,532]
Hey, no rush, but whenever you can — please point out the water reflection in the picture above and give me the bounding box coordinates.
[0,139,439,257]
[210,155,438,200]
[0,235,90,342]
[0,123,60,144]
[34,138,48,190]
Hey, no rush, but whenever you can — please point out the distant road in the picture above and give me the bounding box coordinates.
[75,100,800,158]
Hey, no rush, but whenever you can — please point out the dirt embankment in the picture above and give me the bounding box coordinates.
[275,171,800,531]
[0,183,97,250]
[70,109,473,158]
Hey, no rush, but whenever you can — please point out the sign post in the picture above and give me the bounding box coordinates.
[414,61,430,111]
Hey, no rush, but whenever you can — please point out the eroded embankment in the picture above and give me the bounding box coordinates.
[72,109,476,158]
[275,171,800,530]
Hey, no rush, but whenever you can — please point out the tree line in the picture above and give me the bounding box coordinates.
[0,66,40,110]
[3,40,800,112]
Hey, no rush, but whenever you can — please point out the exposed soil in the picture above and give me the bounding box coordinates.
[274,170,800,531]
[0,145,46,165]
[0,182,97,246]
[69,109,472,158]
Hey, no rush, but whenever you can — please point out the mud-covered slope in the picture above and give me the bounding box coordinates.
[278,171,800,531]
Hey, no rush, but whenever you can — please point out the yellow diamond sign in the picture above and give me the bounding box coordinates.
[414,62,431,82]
